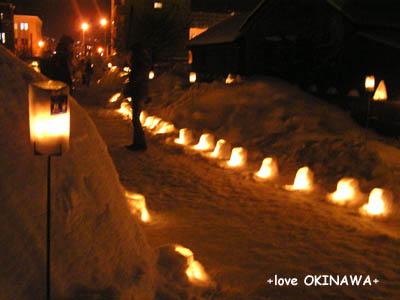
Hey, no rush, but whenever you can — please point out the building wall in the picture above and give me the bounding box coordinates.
[14,15,43,58]
[0,3,15,52]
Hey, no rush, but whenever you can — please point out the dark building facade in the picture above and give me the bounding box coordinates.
[0,2,15,52]
[188,0,400,99]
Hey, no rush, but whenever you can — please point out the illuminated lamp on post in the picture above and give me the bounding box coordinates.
[364,75,376,131]
[29,80,70,300]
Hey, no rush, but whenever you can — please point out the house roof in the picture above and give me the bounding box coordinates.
[189,0,400,47]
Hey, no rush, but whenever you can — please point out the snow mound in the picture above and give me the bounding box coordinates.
[0,47,157,299]
[148,73,400,201]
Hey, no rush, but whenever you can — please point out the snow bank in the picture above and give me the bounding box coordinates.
[0,47,157,299]
[147,73,400,201]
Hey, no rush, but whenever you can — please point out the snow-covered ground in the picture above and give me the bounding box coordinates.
[79,69,400,299]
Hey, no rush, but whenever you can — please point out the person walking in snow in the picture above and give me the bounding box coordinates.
[46,35,75,92]
[125,43,151,151]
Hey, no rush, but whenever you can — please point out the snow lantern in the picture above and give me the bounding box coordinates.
[123,66,131,73]
[174,128,194,145]
[359,188,392,217]
[107,62,113,69]
[175,245,210,286]
[254,157,279,181]
[210,139,231,159]
[225,74,235,84]
[140,111,148,125]
[285,167,314,191]
[365,75,376,93]
[29,80,70,155]
[227,147,247,168]
[117,101,132,119]
[149,70,155,80]
[31,60,40,73]
[193,133,215,151]
[155,121,176,135]
[143,116,155,128]
[154,1,163,9]
[189,72,197,83]
[109,92,121,103]
[373,80,388,101]
[125,192,151,223]
[148,117,162,130]
[327,178,361,205]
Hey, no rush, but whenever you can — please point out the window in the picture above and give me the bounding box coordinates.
[20,22,28,31]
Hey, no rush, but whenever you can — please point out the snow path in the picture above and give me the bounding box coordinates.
[87,108,400,300]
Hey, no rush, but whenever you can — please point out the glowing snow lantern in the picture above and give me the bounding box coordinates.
[189,72,197,83]
[149,70,155,80]
[193,133,215,151]
[140,111,148,125]
[109,92,121,103]
[365,75,376,93]
[174,128,194,145]
[125,192,151,223]
[210,139,231,159]
[29,81,70,155]
[285,167,313,191]
[254,157,279,180]
[31,60,40,73]
[373,80,388,101]
[227,147,247,168]
[154,1,163,9]
[360,188,391,217]
[225,73,235,84]
[111,66,118,72]
[155,121,176,135]
[107,62,113,69]
[174,245,210,286]
[143,116,155,128]
[327,178,360,205]
[123,66,131,73]
[117,101,132,119]
[148,117,162,130]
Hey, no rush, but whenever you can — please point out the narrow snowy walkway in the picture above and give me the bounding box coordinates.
[87,108,400,300]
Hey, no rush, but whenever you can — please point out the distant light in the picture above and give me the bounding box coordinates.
[365,75,375,93]
[97,46,104,54]
[149,70,155,80]
[81,22,89,31]
[285,167,314,191]
[100,18,108,27]
[38,40,45,48]
[154,1,163,9]
[255,157,279,181]
[373,80,388,101]
[189,72,196,83]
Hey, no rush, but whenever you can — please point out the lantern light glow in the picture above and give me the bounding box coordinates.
[189,72,197,83]
[154,121,176,135]
[226,147,247,168]
[174,128,194,145]
[285,167,314,191]
[149,70,155,80]
[365,75,375,93]
[359,188,391,217]
[327,178,360,205]
[209,139,231,159]
[225,74,235,84]
[193,133,215,151]
[109,92,121,103]
[373,80,388,101]
[254,157,279,181]
[117,101,132,119]
[125,192,151,223]
[140,111,148,125]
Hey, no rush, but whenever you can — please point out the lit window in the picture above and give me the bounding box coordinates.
[20,23,28,31]
[1,33,6,44]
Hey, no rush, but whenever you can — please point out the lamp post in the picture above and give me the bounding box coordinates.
[29,80,70,300]
[81,22,89,55]
[100,18,108,56]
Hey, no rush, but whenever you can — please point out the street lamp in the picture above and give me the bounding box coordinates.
[29,80,70,300]
[100,18,108,56]
[81,22,89,55]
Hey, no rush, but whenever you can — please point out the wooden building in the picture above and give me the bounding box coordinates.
[188,0,400,99]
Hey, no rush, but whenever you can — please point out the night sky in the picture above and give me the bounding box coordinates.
[9,0,260,40]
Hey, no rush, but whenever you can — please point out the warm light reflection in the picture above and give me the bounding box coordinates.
[255,157,278,180]
[360,188,391,217]
[109,92,121,103]
[373,80,388,101]
[125,192,151,222]
[327,178,360,205]
[285,167,313,191]
[174,128,194,145]
[154,121,176,135]
[210,139,230,159]
[193,133,215,151]
[117,102,132,119]
[189,72,197,83]
[174,245,210,286]
[365,75,375,93]
[227,147,247,168]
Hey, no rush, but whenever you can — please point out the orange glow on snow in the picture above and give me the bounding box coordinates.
[107,62,113,69]
[123,66,131,73]
[174,245,210,286]
[31,113,70,140]
[255,157,278,180]
[125,192,151,223]
[189,72,197,83]
[365,75,375,92]
[373,80,388,101]
[154,121,176,134]
[109,92,121,103]
[225,74,235,84]
[193,134,215,151]
[148,117,162,130]
[360,188,391,217]
[227,147,247,168]
[285,167,314,191]
[327,178,360,205]
[140,111,148,125]
[210,139,230,159]
[174,128,194,145]
[117,102,132,119]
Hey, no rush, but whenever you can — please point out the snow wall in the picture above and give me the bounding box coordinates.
[0,47,157,299]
